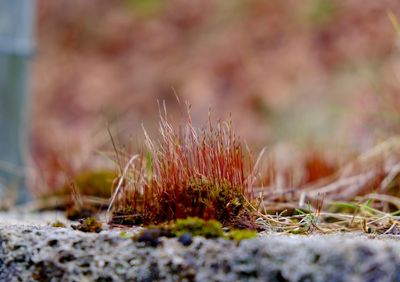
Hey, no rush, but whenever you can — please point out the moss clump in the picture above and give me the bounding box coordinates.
[50,169,116,200]
[133,217,223,247]
[227,229,257,242]
[50,220,66,228]
[133,217,257,247]
[39,169,116,219]
[112,110,256,227]
[170,217,224,238]
[120,177,251,227]
[71,217,102,233]
[172,179,248,227]
[66,205,97,221]
[70,169,117,198]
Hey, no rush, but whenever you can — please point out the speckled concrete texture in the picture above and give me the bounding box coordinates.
[1,217,400,282]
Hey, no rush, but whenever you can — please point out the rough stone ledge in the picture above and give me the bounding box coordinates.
[1,223,400,282]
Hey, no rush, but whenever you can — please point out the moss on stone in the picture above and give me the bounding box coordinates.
[170,217,224,238]
[227,229,257,242]
[133,217,257,246]
[50,220,66,228]
[66,205,97,221]
[71,217,102,233]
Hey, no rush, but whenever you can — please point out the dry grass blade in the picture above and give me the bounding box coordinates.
[107,154,139,215]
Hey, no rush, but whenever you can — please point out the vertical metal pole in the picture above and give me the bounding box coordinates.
[0,0,35,204]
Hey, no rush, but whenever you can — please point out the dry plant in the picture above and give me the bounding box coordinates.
[254,137,400,234]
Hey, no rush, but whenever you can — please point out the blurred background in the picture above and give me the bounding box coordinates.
[29,0,400,194]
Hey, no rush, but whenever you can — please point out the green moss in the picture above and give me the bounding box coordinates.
[208,180,246,222]
[119,230,131,239]
[288,228,306,235]
[54,169,117,219]
[133,217,258,246]
[133,217,225,245]
[72,169,117,198]
[71,217,102,233]
[170,217,224,238]
[227,229,257,242]
[66,205,97,221]
[160,177,247,226]
[50,220,66,228]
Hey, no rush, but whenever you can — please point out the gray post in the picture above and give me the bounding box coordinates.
[0,0,35,204]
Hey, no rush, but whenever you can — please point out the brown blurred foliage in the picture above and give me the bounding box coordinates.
[31,0,400,193]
